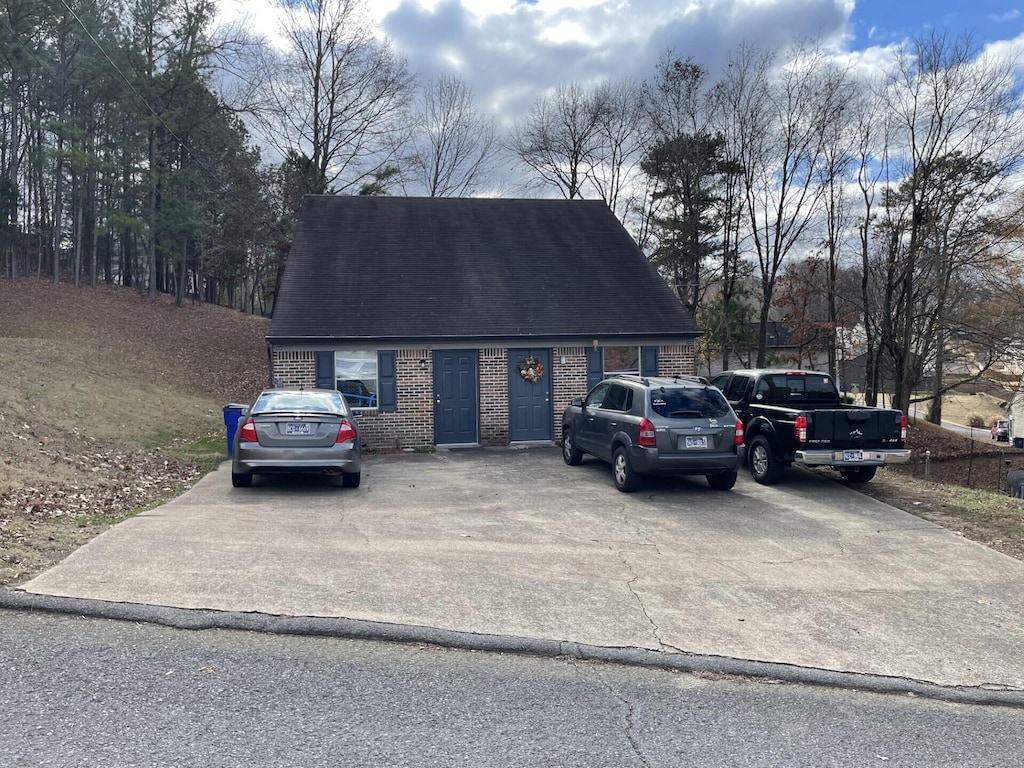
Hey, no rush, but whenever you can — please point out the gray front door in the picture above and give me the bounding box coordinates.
[508,348,553,442]
[434,350,479,445]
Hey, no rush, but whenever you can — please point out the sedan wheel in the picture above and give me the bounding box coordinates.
[231,471,253,488]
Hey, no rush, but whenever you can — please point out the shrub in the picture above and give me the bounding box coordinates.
[968,414,988,428]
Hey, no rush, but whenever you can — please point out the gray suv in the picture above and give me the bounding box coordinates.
[561,375,743,492]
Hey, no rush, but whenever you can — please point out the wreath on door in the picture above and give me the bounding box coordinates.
[518,355,544,383]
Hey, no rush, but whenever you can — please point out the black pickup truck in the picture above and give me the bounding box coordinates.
[710,369,910,485]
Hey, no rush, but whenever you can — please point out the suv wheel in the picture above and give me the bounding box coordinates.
[612,446,639,492]
[562,428,583,466]
[706,470,737,491]
[748,436,783,485]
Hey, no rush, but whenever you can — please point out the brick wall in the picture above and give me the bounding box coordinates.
[272,349,315,387]
[339,349,434,451]
[658,345,698,378]
[480,348,509,445]
[271,342,697,450]
[553,347,588,442]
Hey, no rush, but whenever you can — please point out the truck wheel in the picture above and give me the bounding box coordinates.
[840,466,877,483]
[749,436,783,485]
[562,428,583,465]
[612,446,639,492]
[706,470,737,491]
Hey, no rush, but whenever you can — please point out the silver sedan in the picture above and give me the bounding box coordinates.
[231,388,362,488]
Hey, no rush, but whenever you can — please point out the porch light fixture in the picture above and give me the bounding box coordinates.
[419,358,428,369]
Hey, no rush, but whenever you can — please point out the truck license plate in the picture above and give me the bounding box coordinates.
[683,436,708,449]
[843,450,864,462]
[285,423,312,435]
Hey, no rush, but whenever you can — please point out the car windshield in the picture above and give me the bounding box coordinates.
[649,387,731,419]
[253,391,345,415]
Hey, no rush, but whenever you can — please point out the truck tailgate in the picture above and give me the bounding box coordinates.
[808,408,903,448]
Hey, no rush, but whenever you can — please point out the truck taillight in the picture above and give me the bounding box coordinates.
[735,419,744,446]
[238,418,257,443]
[795,414,808,444]
[638,418,656,447]
[900,414,908,441]
[336,419,357,444]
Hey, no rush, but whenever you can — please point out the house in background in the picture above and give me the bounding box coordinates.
[266,196,702,450]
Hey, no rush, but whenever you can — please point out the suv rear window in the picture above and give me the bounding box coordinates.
[649,388,731,419]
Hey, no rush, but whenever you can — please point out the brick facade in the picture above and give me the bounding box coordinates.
[270,344,696,451]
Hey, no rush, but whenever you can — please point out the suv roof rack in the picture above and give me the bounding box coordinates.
[607,373,711,387]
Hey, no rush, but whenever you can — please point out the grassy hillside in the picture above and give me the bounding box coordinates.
[0,278,268,584]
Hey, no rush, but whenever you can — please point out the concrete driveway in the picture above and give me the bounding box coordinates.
[14,446,1024,695]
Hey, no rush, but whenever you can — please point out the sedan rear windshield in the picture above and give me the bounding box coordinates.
[649,388,732,419]
[253,391,345,415]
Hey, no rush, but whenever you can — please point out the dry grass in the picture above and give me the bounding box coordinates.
[0,278,268,585]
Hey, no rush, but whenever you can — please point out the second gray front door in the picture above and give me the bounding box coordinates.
[508,348,553,442]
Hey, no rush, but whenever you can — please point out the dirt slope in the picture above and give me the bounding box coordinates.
[1,279,268,584]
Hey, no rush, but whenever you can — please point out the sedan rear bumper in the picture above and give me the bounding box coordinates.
[233,443,360,475]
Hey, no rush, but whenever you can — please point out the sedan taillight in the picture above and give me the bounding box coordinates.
[638,418,656,447]
[238,418,258,443]
[735,419,744,446]
[336,419,357,444]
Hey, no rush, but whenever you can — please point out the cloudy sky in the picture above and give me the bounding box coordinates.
[219,0,1023,123]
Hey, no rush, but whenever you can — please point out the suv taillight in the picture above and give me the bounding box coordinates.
[336,419,357,444]
[638,418,656,447]
[900,414,908,441]
[735,419,744,446]
[795,414,808,444]
[238,418,257,443]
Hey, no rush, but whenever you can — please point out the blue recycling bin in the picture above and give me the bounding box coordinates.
[223,404,247,455]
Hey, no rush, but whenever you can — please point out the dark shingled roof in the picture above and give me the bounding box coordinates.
[268,196,700,343]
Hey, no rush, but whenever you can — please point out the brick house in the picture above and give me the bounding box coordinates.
[266,196,702,450]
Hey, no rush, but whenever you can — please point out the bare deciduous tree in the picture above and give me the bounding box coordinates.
[723,40,848,367]
[254,0,415,196]
[398,74,500,197]
[507,81,606,199]
[879,30,1024,416]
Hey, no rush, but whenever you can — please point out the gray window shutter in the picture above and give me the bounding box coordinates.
[378,351,397,412]
[641,346,658,377]
[586,348,604,391]
[315,351,334,389]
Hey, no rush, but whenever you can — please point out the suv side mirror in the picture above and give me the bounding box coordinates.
[571,396,585,408]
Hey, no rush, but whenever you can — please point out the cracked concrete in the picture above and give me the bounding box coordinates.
[12,445,1024,693]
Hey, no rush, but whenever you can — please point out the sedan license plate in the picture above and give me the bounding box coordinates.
[683,436,708,449]
[285,422,312,435]
[843,450,864,462]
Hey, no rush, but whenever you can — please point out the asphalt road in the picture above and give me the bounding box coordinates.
[2,609,1022,768]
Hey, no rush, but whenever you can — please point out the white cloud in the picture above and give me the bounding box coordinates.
[381,0,854,119]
